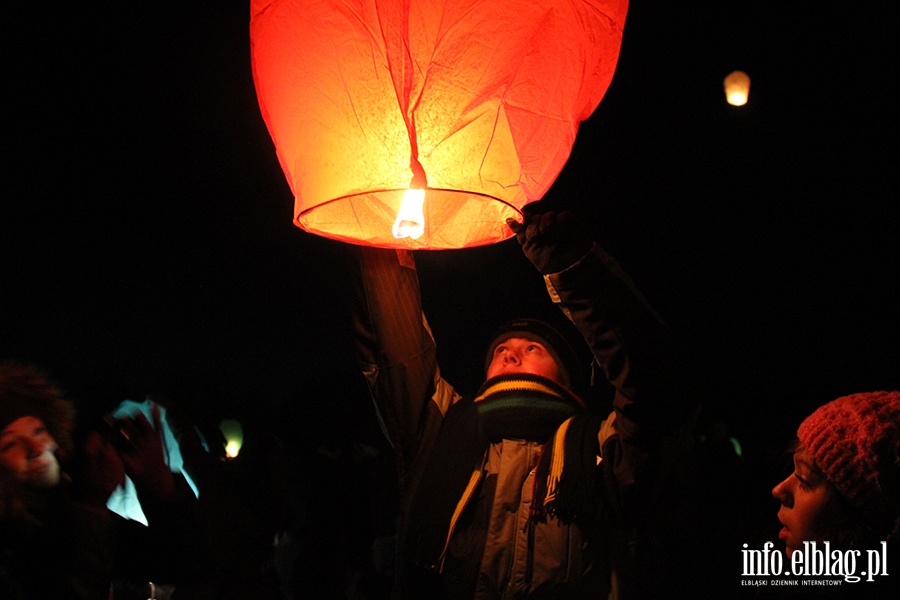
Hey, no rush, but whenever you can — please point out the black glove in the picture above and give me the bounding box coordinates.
[72,430,125,510]
[506,207,592,274]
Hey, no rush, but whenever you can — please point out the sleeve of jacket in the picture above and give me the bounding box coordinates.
[66,503,118,599]
[543,244,690,503]
[545,243,697,596]
[348,246,459,489]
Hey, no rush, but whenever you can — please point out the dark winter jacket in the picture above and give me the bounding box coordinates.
[352,244,694,599]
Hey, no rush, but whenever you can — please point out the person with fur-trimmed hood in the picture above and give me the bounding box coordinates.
[0,361,121,599]
[349,207,695,599]
[0,362,205,599]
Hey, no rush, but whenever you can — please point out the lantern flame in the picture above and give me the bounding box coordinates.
[392,189,426,239]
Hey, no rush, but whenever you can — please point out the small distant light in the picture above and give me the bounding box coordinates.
[724,70,751,106]
[729,436,743,458]
[219,418,243,459]
[225,440,241,458]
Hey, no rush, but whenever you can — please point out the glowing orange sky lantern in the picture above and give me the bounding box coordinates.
[724,70,751,106]
[250,0,628,249]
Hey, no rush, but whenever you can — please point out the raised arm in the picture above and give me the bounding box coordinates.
[509,209,695,596]
[546,245,682,434]
[348,246,459,487]
[507,209,684,435]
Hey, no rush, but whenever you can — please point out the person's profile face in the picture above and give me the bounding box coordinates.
[0,416,61,488]
[771,448,835,556]
[486,337,562,384]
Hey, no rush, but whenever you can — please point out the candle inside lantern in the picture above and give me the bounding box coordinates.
[392,189,426,240]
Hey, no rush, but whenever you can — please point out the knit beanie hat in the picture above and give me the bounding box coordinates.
[0,361,75,456]
[797,391,900,527]
[484,318,583,390]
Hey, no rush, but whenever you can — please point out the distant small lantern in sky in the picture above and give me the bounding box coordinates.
[250,0,628,249]
[724,70,751,106]
[219,419,243,459]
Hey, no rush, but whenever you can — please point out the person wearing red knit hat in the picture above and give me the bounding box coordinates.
[772,391,900,558]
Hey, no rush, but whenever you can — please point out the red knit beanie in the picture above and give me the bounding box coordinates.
[798,391,900,524]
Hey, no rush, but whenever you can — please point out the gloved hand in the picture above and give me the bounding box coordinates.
[115,407,175,501]
[506,206,592,274]
[74,431,125,510]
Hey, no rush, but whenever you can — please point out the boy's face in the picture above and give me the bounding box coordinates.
[772,448,835,556]
[0,415,61,488]
[486,337,562,384]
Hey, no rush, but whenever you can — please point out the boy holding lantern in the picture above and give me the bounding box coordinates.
[349,207,695,599]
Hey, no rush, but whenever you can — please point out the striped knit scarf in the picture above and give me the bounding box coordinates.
[405,375,601,570]
[474,374,585,443]
[475,375,602,525]
[531,414,603,523]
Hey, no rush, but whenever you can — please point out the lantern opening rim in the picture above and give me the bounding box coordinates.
[294,187,526,250]
[295,187,518,218]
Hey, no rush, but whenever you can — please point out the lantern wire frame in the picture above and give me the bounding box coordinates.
[296,187,522,250]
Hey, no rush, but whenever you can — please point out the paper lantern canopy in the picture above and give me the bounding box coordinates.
[251,0,628,249]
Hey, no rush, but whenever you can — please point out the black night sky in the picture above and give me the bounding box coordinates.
[2,2,898,583]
